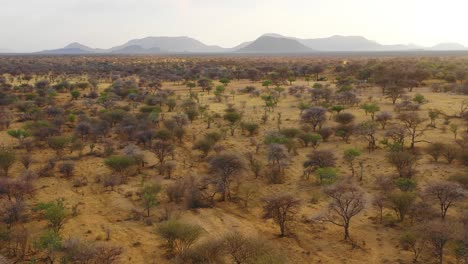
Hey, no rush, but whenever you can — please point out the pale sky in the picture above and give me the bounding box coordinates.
[0,0,466,52]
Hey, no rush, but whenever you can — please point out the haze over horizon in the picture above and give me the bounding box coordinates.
[1,0,467,52]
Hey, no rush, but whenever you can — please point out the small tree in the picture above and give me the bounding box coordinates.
[267,143,289,172]
[47,136,70,156]
[0,149,16,177]
[7,129,30,146]
[298,133,322,148]
[343,148,361,177]
[262,194,301,237]
[140,183,162,217]
[34,199,67,233]
[224,110,242,136]
[151,140,175,174]
[422,221,454,264]
[397,112,428,149]
[442,144,458,164]
[322,181,366,241]
[219,78,230,87]
[241,122,259,136]
[193,138,216,158]
[400,230,426,263]
[334,112,355,125]
[316,167,339,185]
[356,121,378,151]
[426,142,445,162]
[59,162,75,178]
[34,230,62,264]
[449,124,459,139]
[375,111,392,129]
[387,191,416,222]
[386,150,419,178]
[361,103,380,120]
[70,90,80,100]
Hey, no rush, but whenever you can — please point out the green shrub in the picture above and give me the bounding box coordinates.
[394,177,417,192]
[316,167,338,185]
[156,220,203,255]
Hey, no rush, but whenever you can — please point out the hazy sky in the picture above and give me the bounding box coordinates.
[1,0,466,52]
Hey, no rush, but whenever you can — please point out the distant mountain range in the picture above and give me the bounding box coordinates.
[30,33,468,54]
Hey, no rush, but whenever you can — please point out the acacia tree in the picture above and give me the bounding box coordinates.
[104,155,136,183]
[399,229,426,263]
[423,181,464,220]
[384,85,406,104]
[301,107,327,131]
[267,143,289,173]
[322,181,366,241]
[422,221,454,264]
[360,103,380,120]
[7,129,30,146]
[356,121,378,152]
[343,148,361,177]
[151,140,175,174]
[209,153,245,201]
[262,194,301,237]
[303,150,336,180]
[156,219,203,255]
[33,199,67,233]
[0,149,16,177]
[387,191,416,222]
[397,112,428,149]
[375,111,392,129]
[223,109,242,136]
[141,183,162,217]
[386,150,419,178]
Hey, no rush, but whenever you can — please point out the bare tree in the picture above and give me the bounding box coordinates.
[151,140,175,174]
[267,143,289,172]
[301,107,327,131]
[356,120,378,152]
[422,220,454,264]
[423,181,464,220]
[375,111,393,129]
[262,194,301,237]
[322,181,366,240]
[397,112,428,149]
[386,150,419,178]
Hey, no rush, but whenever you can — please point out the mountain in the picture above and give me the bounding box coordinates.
[381,44,422,51]
[236,36,313,53]
[300,35,382,51]
[38,48,93,54]
[292,35,420,51]
[430,43,467,50]
[110,45,164,54]
[38,42,103,54]
[109,36,226,53]
[64,42,106,53]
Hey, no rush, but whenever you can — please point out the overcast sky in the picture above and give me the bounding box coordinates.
[0,0,466,52]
